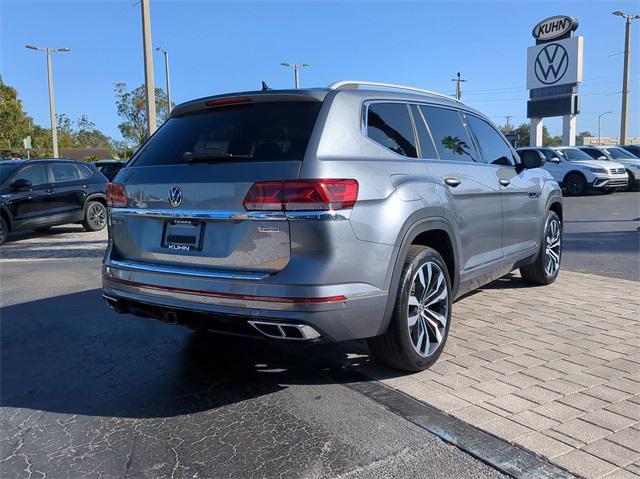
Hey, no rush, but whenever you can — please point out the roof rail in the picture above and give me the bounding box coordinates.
[327,80,463,103]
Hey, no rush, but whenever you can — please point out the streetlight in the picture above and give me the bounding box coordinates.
[25,44,70,158]
[280,62,311,89]
[612,10,640,145]
[155,46,172,117]
[140,0,157,136]
[598,111,613,144]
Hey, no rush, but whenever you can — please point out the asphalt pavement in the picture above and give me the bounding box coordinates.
[562,191,640,281]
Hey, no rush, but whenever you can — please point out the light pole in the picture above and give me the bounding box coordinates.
[280,62,311,88]
[25,44,70,158]
[598,111,613,144]
[140,0,157,136]
[155,46,172,117]
[613,11,640,145]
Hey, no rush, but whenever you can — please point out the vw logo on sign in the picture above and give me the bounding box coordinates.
[168,186,183,208]
[534,43,569,85]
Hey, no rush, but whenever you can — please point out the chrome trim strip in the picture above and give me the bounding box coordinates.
[110,207,351,221]
[107,259,269,281]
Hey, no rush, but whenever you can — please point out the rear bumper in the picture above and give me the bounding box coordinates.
[102,261,388,342]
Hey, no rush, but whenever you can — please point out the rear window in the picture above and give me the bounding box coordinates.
[130,101,322,166]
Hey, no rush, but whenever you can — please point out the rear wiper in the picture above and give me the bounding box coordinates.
[183,152,253,163]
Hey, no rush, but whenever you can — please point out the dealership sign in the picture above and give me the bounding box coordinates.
[527,36,583,90]
[532,15,578,42]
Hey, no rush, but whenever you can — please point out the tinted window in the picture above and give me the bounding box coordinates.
[603,147,637,159]
[14,164,49,186]
[0,164,20,185]
[466,115,515,166]
[51,162,82,182]
[580,148,601,160]
[520,150,542,163]
[541,149,561,161]
[78,164,94,179]
[419,106,475,162]
[131,101,322,166]
[555,148,594,161]
[410,105,438,159]
[367,103,417,158]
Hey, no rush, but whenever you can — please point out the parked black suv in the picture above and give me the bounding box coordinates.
[0,159,108,245]
[94,159,126,181]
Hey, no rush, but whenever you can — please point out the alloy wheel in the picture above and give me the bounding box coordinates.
[89,204,107,229]
[407,261,449,357]
[544,217,561,277]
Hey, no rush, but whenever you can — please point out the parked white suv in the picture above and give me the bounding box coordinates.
[516,146,628,195]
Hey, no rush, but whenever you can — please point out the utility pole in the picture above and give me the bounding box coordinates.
[280,62,311,88]
[505,116,513,131]
[451,72,467,101]
[26,44,70,158]
[598,111,613,144]
[141,0,157,136]
[156,46,172,117]
[613,11,639,145]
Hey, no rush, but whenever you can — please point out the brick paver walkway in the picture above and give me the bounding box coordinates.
[361,270,640,479]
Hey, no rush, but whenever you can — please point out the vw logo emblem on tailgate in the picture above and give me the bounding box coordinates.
[168,186,183,207]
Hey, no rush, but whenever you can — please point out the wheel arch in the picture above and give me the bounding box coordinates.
[377,218,459,336]
[83,193,107,213]
[563,169,587,184]
[0,205,12,230]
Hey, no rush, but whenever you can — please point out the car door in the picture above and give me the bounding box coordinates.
[5,163,55,224]
[415,104,503,273]
[48,162,87,218]
[465,114,541,258]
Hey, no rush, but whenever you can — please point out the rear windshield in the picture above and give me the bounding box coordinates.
[129,101,322,166]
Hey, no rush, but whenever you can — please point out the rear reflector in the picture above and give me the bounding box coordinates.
[243,179,358,211]
[205,96,252,107]
[104,275,346,303]
[107,183,127,207]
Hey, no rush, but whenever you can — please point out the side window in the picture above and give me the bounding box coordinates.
[13,164,49,186]
[581,148,598,159]
[366,103,417,158]
[542,149,559,162]
[466,115,515,166]
[410,105,439,159]
[419,106,475,162]
[50,162,82,183]
[521,150,542,163]
[78,164,93,179]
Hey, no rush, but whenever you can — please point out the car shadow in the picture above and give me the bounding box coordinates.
[563,230,640,253]
[3,225,89,243]
[0,289,358,419]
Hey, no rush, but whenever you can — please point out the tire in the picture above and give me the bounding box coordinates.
[368,246,452,372]
[520,210,562,285]
[564,172,587,196]
[626,171,639,192]
[83,201,107,231]
[0,216,8,246]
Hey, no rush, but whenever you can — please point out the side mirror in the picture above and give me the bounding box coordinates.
[522,152,545,169]
[549,156,561,163]
[11,178,32,191]
[597,156,608,161]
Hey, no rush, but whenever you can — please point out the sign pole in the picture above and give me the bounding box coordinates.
[563,114,577,146]
[530,118,544,146]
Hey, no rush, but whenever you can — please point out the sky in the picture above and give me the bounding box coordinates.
[1,0,639,143]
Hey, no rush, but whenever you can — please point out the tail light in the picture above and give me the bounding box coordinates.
[107,183,127,207]
[243,179,358,211]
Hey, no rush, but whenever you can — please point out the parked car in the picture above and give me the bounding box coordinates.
[102,81,563,372]
[94,159,126,182]
[578,145,640,191]
[621,144,640,158]
[516,146,628,195]
[0,159,108,245]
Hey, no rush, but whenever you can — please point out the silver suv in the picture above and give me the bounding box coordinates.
[102,81,563,372]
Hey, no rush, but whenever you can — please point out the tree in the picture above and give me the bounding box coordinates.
[0,75,32,150]
[498,122,564,147]
[114,82,170,146]
[577,130,593,144]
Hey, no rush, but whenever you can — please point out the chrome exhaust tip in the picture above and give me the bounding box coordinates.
[248,320,321,341]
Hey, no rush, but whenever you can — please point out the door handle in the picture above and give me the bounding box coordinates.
[499,179,510,187]
[82,184,89,189]
[46,189,55,194]
[444,178,461,187]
